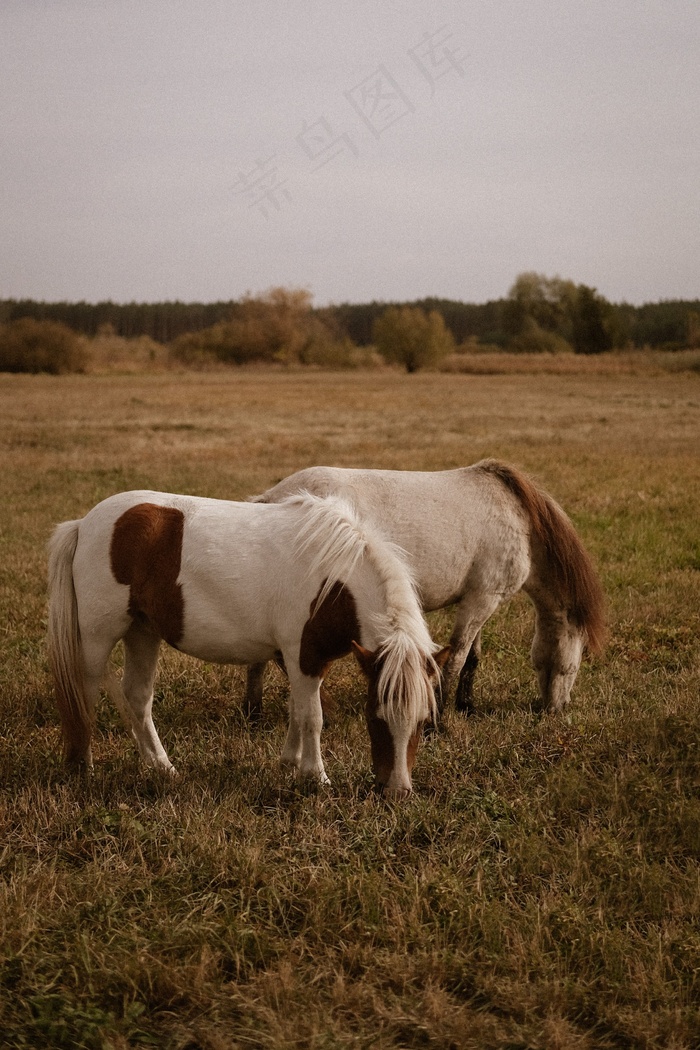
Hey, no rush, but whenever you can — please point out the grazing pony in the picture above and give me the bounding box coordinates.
[249,460,606,720]
[47,491,448,798]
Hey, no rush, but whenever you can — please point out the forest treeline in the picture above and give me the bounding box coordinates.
[2,275,699,373]
[2,281,699,351]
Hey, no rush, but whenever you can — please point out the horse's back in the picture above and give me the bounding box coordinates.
[69,491,308,662]
[257,464,521,513]
[258,465,481,504]
[255,465,531,609]
[73,490,261,586]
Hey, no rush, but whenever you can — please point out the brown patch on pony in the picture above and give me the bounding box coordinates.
[299,580,360,678]
[110,503,185,647]
[476,460,607,653]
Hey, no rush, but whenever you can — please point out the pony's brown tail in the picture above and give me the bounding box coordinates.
[476,460,607,654]
[47,519,93,766]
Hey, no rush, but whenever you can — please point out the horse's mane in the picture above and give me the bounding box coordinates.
[286,492,438,723]
[475,460,607,653]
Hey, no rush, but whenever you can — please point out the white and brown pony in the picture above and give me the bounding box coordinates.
[48,491,448,798]
[249,460,606,720]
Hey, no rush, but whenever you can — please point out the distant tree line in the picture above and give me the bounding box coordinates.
[336,285,700,353]
[2,287,699,352]
[0,298,236,342]
[1,277,699,374]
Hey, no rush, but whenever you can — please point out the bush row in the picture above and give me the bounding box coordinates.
[3,278,700,374]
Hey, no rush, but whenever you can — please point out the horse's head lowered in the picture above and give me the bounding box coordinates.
[352,640,450,799]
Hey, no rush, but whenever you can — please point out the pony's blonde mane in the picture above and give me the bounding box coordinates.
[288,492,438,724]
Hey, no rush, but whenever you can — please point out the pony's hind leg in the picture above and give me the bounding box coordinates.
[531,614,585,713]
[245,662,267,722]
[70,631,120,769]
[118,623,173,771]
[60,656,101,770]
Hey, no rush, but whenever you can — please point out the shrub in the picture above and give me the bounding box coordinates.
[372,306,455,372]
[302,339,383,369]
[88,325,169,372]
[508,317,574,354]
[169,324,229,369]
[0,318,89,374]
[169,288,351,368]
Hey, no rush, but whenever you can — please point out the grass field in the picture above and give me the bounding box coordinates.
[1,366,699,1049]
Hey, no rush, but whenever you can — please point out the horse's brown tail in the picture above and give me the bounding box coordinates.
[476,460,607,654]
[47,519,93,766]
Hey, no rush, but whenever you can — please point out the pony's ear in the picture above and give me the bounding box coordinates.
[432,645,452,672]
[351,640,376,678]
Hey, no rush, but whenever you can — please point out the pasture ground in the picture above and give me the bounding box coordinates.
[1,366,699,1049]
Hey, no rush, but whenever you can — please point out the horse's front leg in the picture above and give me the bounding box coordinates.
[453,632,482,715]
[445,592,503,717]
[531,615,585,713]
[443,624,484,717]
[280,663,329,785]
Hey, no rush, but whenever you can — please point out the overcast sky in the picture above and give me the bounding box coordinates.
[2,1,698,307]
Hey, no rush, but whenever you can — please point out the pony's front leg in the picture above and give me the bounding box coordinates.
[446,592,502,716]
[452,632,482,716]
[281,665,329,785]
[531,616,585,712]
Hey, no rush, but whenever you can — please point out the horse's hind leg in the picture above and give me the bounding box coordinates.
[66,632,115,768]
[246,656,299,725]
[531,613,584,713]
[119,623,173,771]
[245,662,266,722]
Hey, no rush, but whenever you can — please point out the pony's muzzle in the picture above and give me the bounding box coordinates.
[381,784,412,801]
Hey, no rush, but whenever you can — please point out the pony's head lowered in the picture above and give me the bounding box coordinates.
[353,639,449,799]
[288,492,449,798]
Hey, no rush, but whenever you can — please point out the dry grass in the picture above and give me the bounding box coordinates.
[1,368,699,1048]
[442,348,700,376]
